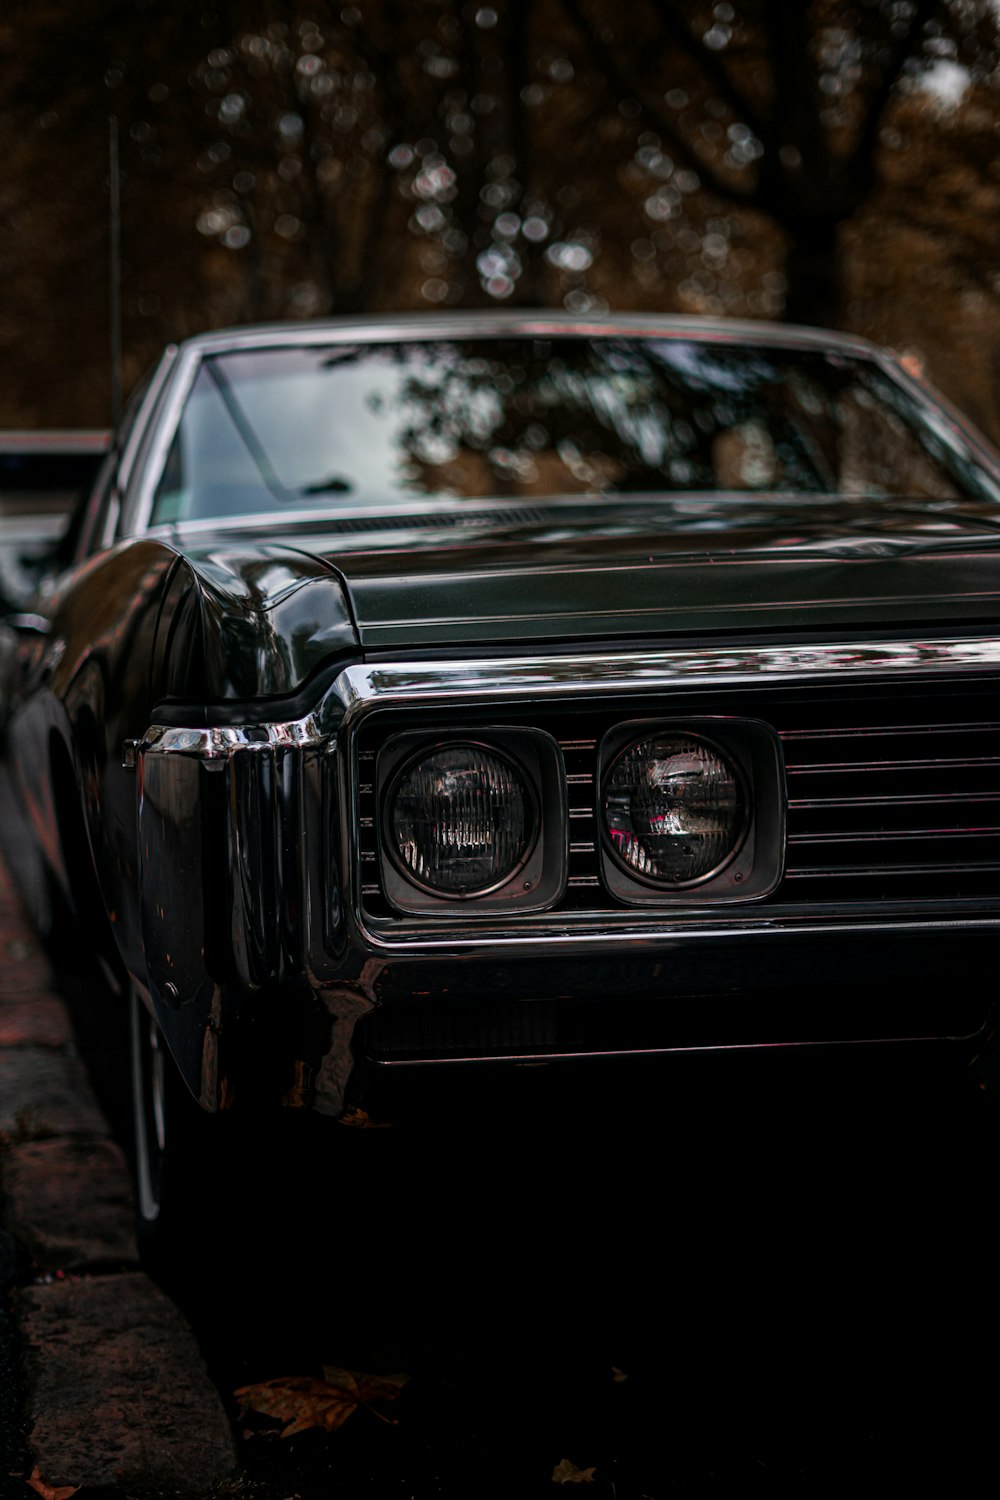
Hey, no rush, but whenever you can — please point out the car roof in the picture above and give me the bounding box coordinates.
[177,310,883,362]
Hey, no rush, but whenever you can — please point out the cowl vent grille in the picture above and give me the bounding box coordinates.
[315,504,551,535]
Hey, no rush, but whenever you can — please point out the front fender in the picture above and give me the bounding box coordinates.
[153,543,358,707]
[135,719,357,1112]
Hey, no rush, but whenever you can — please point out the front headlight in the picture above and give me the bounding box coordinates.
[603,731,747,886]
[387,742,537,897]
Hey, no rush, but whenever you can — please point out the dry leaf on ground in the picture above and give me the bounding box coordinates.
[25,1468,79,1500]
[236,1367,409,1439]
[322,1365,409,1403]
[552,1457,597,1484]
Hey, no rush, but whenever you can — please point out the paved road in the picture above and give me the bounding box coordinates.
[0,1232,28,1482]
[0,863,233,1497]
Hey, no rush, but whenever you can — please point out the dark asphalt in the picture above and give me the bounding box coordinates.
[0,858,234,1497]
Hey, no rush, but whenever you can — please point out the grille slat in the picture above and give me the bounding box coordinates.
[778,689,1000,899]
[787,755,1000,775]
[356,679,1000,918]
[788,827,1000,845]
[789,790,1000,809]
[781,721,1000,741]
[786,861,1000,879]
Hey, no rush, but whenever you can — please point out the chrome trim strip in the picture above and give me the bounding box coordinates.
[140,635,1000,755]
[787,827,1000,843]
[117,345,180,498]
[353,911,1000,956]
[788,791,1000,808]
[788,754,1000,772]
[780,720,1000,740]
[331,637,1000,727]
[142,714,325,759]
[173,311,882,360]
[373,1032,949,1068]
[787,861,1000,878]
[879,349,1000,486]
[124,344,204,537]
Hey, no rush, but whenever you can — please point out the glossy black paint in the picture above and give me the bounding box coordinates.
[151,542,358,704]
[1,313,998,1121]
[156,494,1000,660]
[291,497,1000,649]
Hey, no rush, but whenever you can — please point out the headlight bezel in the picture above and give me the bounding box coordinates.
[597,717,786,906]
[375,726,568,915]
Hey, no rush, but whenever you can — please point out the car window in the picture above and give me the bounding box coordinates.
[150,338,1000,525]
[74,374,153,559]
[71,448,118,562]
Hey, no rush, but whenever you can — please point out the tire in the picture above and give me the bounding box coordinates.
[129,984,224,1267]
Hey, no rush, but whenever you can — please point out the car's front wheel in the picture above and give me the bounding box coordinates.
[129,984,223,1265]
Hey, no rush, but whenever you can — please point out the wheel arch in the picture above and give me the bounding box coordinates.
[47,722,124,982]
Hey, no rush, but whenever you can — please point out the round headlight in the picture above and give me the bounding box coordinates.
[603,732,747,886]
[387,742,536,897]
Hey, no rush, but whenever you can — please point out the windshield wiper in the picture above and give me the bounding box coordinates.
[300,475,354,495]
[204,361,297,503]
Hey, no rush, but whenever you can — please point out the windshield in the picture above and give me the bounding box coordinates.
[151,336,1000,524]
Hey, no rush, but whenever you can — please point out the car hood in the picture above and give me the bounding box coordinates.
[260,492,1000,651]
[174,491,1000,654]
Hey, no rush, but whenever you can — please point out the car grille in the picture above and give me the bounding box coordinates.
[779,708,1000,902]
[357,677,1000,918]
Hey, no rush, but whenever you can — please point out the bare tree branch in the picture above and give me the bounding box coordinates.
[651,0,772,146]
[848,0,940,192]
[558,0,758,209]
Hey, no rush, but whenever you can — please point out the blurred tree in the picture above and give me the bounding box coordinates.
[560,0,999,326]
[1,0,999,434]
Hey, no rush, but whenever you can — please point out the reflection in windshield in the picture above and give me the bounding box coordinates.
[151,337,998,525]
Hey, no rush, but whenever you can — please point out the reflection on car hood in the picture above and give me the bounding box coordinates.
[172,492,1000,649]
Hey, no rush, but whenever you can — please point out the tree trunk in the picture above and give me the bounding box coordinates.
[781,219,845,331]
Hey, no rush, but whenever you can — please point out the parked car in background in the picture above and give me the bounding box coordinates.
[0,429,108,612]
[2,313,999,1246]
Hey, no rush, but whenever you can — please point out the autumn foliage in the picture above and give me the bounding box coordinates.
[2,1,1000,442]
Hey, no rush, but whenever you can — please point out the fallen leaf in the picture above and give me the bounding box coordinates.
[26,1467,79,1500]
[322,1365,409,1407]
[336,1106,392,1129]
[235,1377,359,1437]
[552,1458,597,1485]
[236,1367,409,1439]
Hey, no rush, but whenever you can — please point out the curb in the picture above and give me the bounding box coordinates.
[0,860,236,1496]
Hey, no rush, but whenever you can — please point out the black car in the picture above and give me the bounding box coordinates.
[2,312,999,1246]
